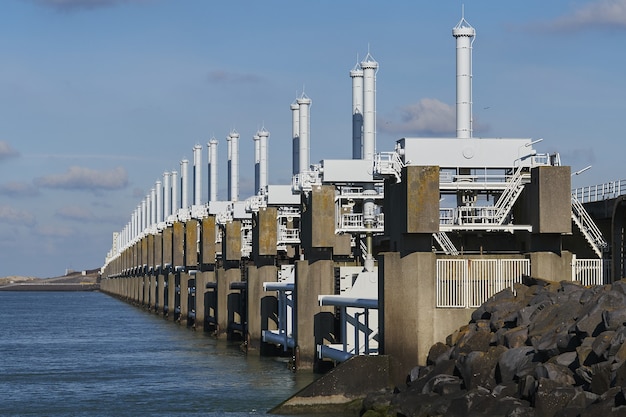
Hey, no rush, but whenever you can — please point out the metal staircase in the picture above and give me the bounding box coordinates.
[493,167,528,224]
[571,194,608,258]
[433,232,459,255]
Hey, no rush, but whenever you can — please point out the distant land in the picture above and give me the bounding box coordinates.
[0,269,100,291]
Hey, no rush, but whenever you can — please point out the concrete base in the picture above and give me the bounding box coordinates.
[379,251,472,385]
[529,251,574,282]
[216,267,239,338]
[295,259,335,371]
[270,355,397,415]
[246,264,278,352]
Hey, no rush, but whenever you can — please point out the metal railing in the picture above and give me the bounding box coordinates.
[317,295,378,362]
[436,259,529,308]
[572,258,605,286]
[573,179,626,203]
[571,195,608,258]
[262,281,295,351]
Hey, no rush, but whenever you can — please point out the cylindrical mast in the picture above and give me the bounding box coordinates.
[141,199,147,232]
[180,159,189,210]
[297,94,311,174]
[258,128,269,193]
[155,180,162,224]
[453,15,475,139]
[253,133,260,194]
[171,170,179,213]
[361,53,378,162]
[150,187,156,227]
[291,101,300,176]
[193,144,202,206]
[163,171,171,219]
[228,131,239,202]
[208,138,218,202]
[350,64,364,159]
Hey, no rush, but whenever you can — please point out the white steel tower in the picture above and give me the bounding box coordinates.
[258,128,269,193]
[361,53,378,162]
[297,94,311,174]
[227,131,240,202]
[453,14,476,139]
[208,138,218,202]
[291,101,300,176]
[350,63,364,160]
[193,144,202,206]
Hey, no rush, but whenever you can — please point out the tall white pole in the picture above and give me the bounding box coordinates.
[230,131,239,202]
[150,187,156,227]
[291,101,300,176]
[208,138,218,202]
[297,95,311,174]
[253,133,260,194]
[155,180,162,223]
[193,144,202,206]
[180,159,189,209]
[361,53,378,162]
[453,15,476,139]
[163,172,171,220]
[350,63,364,159]
[258,128,269,193]
[171,170,179,213]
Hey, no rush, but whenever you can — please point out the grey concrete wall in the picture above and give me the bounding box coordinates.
[247,265,278,351]
[295,259,335,371]
[379,251,442,383]
[253,207,278,258]
[200,216,216,266]
[185,219,198,268]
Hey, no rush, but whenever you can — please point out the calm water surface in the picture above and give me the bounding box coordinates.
[0,291,323,417]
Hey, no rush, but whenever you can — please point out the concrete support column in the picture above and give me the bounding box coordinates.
[179,272,190,326]
[143,276,150,307]
[166,273,175,320]
[529,251,574,282]
[246,264,278,352]
[379,251,437,385]
[295,259,335,371]
[194,271,210,331]
[157,274,165,313]
[216,267,239,338]
[149,275,156,311]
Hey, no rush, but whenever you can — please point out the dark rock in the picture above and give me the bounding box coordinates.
[421,374,462,395]
[602,308,626,331]
[518,374,538,400]
[590,361,613,395]
[457,346,507,390]
[533,379,577,417]
[591,330,616,360]
[427,341,451,365]
[497,346,536,383]
[548,351,578,369]
[502,326,530,349]
[533,362,576,386]
[444,386,491,417]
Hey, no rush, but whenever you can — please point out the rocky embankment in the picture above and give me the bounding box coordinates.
[361,278,626,417]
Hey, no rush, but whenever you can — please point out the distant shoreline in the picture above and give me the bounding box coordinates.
[0,268,100,292]
[0,283,100,292]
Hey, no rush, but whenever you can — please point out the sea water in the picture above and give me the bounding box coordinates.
[0,291,324,417]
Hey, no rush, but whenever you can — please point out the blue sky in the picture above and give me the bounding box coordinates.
[1,0,625,277]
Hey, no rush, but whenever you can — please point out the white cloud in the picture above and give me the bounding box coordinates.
[379,98,456,137]
[0,205,36,227]
[35,166,128,191]
[0,181,39,197]
[0,141,19,160]
[550,0,626,31]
